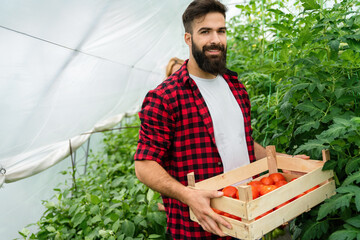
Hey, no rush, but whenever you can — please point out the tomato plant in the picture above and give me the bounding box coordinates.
[227,0,360,238]
[18,118,167,240]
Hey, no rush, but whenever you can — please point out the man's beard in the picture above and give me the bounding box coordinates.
[192,38,227,75]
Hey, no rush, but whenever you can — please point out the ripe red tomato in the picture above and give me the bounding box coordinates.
[222,212,242,221]
[274,200,291,210]
[248,181,263,191]
[275,180,288,187]
[222,186,239,199]
[212,208,242,221]
[259,185,278,196]
[260,176,275,185]
[295,192,306,199]
[255,209,273,220]
[304,185,320,194]
[269,173,286,183]
[211,208,224,215]
[249,185,260,200]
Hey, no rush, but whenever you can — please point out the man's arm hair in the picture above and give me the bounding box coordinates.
[135,160,191,203]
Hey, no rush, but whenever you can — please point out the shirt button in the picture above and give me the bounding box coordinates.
[217,162,222,166]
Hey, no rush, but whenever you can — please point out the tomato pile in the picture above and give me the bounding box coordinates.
[213,173,320,221]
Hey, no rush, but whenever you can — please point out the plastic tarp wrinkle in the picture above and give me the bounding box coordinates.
[0,0,240,238]
[0,0,191,186]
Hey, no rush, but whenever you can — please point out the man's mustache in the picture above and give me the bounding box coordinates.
[203,44,225,52]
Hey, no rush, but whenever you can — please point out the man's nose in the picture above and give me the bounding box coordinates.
[210,32,221,44]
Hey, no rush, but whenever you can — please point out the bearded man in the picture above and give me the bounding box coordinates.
[134,0,308,239]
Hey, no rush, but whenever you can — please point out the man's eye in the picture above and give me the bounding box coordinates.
[201,31,209,34]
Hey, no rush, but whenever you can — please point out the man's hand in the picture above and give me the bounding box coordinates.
[293,154,310,160]
[183,188,232,237]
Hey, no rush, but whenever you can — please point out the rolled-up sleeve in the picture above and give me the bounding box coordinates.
[134,90,175,166]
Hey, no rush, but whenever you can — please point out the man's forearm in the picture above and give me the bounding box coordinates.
[134,160,192,204]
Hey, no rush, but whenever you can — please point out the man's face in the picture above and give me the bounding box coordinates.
[189,12,227,75]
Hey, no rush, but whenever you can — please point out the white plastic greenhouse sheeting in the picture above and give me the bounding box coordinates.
[0,0,193,186]
[0,0,243,238]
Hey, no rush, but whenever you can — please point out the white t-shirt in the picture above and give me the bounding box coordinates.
[190,74,250,172]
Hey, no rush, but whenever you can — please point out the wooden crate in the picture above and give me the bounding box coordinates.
[187,146,336,240]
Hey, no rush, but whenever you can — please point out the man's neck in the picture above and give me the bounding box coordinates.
[187,57,217,79]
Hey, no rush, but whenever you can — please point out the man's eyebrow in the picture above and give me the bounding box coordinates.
[197,27,227,32]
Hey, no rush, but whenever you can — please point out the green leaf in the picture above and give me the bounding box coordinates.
[121,220,135,237]
[346,158,360,175]
[351,117,360,126]
[334,118,352,126]
[323,160,337,170]
[69,204,78,215]
[295,100,323,116]
[335,88,346,99]
[45,226,56,233]
[112,219,120,232]
[318,124,348,141]
[267,9,285,15]
[149,234,162,239]
[347,39,360,52]
[300,0,321,10]
[346,215,360,228]
[104,217,113,225]
[147,189,155,202]
[44,201,56,209]
[99,229,110,238]
[272,23,292,34]
[317,193,353,220]
[329,229,360,240]
[337,185,360,211]
[341,49,356,61]
[18,228,31,237]
[72,212,87,228]
[329,40,340,52]
[111,177,123,188]
[294,139,326,155]
[343,171,360,186]
[301,220,329,240]
[90,205,100,215]
[90,215,102,224]
[280,101,292,119]
[294,121,320,136]
[89,195,101,205]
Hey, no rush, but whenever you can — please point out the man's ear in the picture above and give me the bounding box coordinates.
[184,32,192,46]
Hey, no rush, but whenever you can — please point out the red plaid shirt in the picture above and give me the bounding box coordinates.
[134,60,255,240]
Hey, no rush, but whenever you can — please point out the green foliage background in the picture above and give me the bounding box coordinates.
[19,119,167,240]
[19,0,360,239]
[226,0,360,239]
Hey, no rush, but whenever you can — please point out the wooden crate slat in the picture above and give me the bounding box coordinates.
[212,197,247,218]
[188,146,336,239]
[266,146,278,174]
[249,180,336,240]
[247,166,334,219]
[277,156,324,172]
[203,181,335,240]
[194,157,268,190]
[190,196,248,221]
[218,216,251,240]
